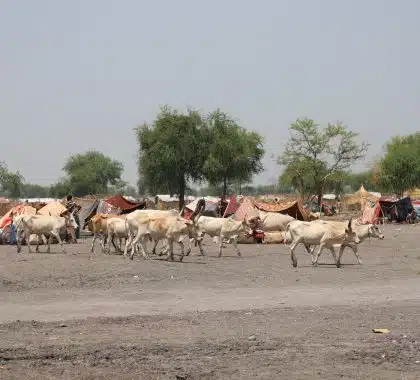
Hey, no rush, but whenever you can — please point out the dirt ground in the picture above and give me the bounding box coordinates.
[1,224,420,379]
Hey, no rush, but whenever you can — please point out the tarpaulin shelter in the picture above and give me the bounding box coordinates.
[103,195,145,214]
[0,204,37,229]
[235,197,310,221]
[38,201,67,216]
[223,196,241,217]
[378,196,414,223]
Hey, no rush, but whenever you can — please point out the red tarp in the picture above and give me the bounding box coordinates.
[103,195,143,213]
[223,196,241,217]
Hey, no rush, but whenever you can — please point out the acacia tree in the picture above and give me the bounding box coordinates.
[136,106,209,210]
[203,110,264,197]
[377,133,420,196]
[57,150,124,196]
[278,118,368,205]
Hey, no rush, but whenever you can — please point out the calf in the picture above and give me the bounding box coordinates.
[189,216,253,257]
[16,212,78,254]
[285,218,360,268]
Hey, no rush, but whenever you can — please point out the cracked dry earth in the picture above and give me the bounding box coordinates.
[0,225,420,379]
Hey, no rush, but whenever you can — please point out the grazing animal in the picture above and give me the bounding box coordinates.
[285,218,360,268]
[16,212,78,254]
[188,215,253,257]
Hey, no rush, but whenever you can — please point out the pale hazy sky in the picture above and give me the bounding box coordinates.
[1,0,419,187]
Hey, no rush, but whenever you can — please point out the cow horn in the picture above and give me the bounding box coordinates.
[191,198,205,224]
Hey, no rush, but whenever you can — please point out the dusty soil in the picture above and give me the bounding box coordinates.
[1,224,420,379]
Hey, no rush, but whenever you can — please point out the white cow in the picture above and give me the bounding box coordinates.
[16,212,78,254]
[127,215,199,261]
[106,217,129,254]
[248,211,296,232]
[123,208,184,257]
[188,216,253,257]
[306,220,384,267]
[285,218,360,268]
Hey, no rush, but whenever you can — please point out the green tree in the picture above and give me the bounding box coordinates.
[278,118,368,205]
[0,162,24,198]
[136,106,209,210]
[203,110,264,197]
[377,133,420,196]
[21,183,51,198]
[61,151,124,196]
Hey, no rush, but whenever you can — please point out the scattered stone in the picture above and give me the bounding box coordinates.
[248,335,256,341]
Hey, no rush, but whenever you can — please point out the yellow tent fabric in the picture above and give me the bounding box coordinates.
[343,184,379,211]
[38,201,67,216]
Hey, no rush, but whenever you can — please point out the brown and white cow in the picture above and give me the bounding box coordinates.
[16,212,78,254]
[285,218,360,268]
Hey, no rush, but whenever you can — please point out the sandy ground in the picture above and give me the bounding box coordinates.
[1,224,420,379]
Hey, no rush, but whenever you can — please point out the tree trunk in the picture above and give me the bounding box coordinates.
[178,176,185,211]
[223,177,227,197]
[317,189,323,208]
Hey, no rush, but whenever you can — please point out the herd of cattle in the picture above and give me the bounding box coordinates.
[10,199,385,268]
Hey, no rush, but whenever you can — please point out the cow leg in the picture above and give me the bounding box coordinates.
[26,232,33,253]
[166,239,175,261]
[51,231,65,253]
[289,239,299,268]
[16,231,22,253]
[90,233,98,253]
[217,234,224,257]
[336,245,346,268]
[352,245,362,265]
[178,240,185,262]
[111,235,119,253]
[124,230,133,257]
[185,236,192,256]
[106,232,113,254]
[35,235,40,253]
[139,237,151,260]
[231,237,242,257]
[329,247,337,264]
[312,244,326,266]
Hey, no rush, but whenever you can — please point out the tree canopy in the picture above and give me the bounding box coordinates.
[377,132,420,196]
[0,162,24,198]
[202,110,264,196]
[136,106,209,209]
[59,150,124,196]
[278,118,368,204]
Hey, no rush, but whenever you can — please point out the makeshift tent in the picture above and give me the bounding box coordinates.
[0,198,14,218]
[185,196,219,218]
[378,196,414,223]
[235,197,310,221]
[103,195,145,214]
[0,204,37,229]
[78,199,100,230]
[38,200,67,216]
[223,196,241,217]
[343,185,380,211]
